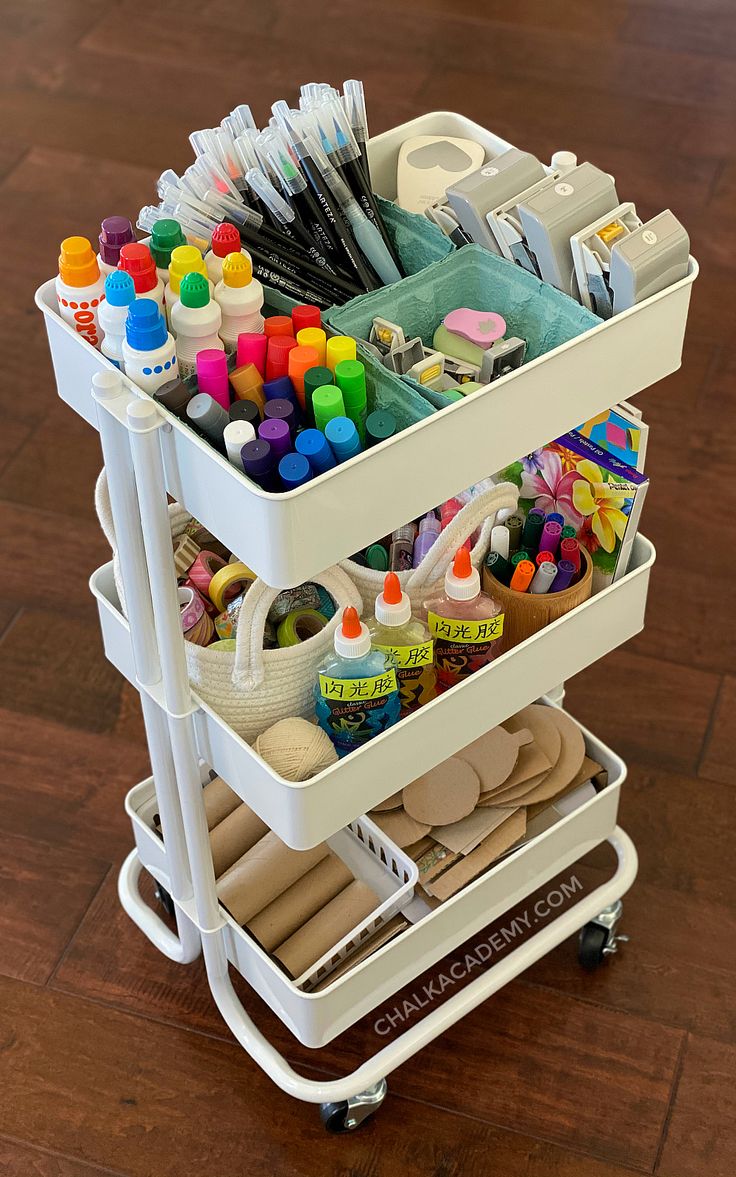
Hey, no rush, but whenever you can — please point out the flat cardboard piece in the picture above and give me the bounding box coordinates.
[273,879,381,978]
[216,834,328,926]
[511,708,586,805]
[209,803,270,878]
[425,809,527,901]
[483,739,551,796]
[479,768,549,806]
[370,789,405,813]
[246,853,353,951]
[432,805,518,855]
[403,758,481,825]
[526,757,603,822]
[415,841,459,882]
[483,706,563,804]
[311,914,409,989]
[203,776,242,831]
[460,726,533,793]
[373,808,432,848]
[404,835,436,861]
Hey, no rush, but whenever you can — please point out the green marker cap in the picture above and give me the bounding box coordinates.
[365,409,397,446]
[179,271,210,309]
[312,384,345,433]
[561,524,577,539]
[304,365,333,426]
[365,543,389,571]
[150,218,186,268]
[511,550,530,566]
[334,359,366,409]
[486,550,512,586]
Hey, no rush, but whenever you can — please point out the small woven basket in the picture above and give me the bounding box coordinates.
[483,546,593,650]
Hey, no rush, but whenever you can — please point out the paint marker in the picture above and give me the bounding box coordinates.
[229,399,261,429]
[540,519,562,556]
[122,298,178,393]
[550,559,575,592]
[154,378,194,420]
[99,270,135,370]
[229,363,265,412]
[304,365,333,426]
[224,420,256,469]
[334,358,367,444]
[510,559,535,592]
[241,438,279,491]
[365,409,396,446]
[288,345,319,410]
[511,550,531,566]
[521,510,544,552]
[529,561,557,594]
[292,304,321,333]
[118,242,165,309]
[326,334,356,374]
[312,384,345,433]
[490,524,510,560]
[186,392,229,450]
[296,326,327,367]
[560,537,581,574]
[258,417,291,461]
[325,415,362,462]
[264,397,297,437]
[266,334,298,382]
[536,549,555,568]
[546,512,565,528]
[237,332,267,377]
[295,428,337,473]
[97,216,135,276]
[196,349,230,410]
[279,452,313,490]
[504,514,524,554]
[56,236,106,349]
[264,315,293,338]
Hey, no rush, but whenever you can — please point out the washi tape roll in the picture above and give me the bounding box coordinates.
[208,561,256,612]
[209,638,237,651]
[178,586,204,632]
[188,551,227,598]
[185,610,214,647]
[173,535,201,578]
[276,608,328,647]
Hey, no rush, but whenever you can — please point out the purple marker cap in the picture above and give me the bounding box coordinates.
[528,507,546,519]
[550,558,575,593]
[258,417,291,461]
[540,519,562,555]
[98,216,135,265]
[263,397,296,436]
[241,439,279,492]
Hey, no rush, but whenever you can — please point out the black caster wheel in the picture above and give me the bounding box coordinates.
[319,1080,387,1132]
[578,922,608,970]
[154,882,176,919]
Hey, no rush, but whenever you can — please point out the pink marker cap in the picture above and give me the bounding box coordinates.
[237,332,268,377]
[196,350,230,410]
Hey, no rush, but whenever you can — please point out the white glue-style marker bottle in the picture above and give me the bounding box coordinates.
[56,236,107,350]
[99,270,135,371]
[214,252,264,351]
[164,243,213,329]
[171,272,225,379]
[118,242,165,310]
[97,216,135,277]
[121,298,178,393]
[205,221,250,284]
[148,217,187,286]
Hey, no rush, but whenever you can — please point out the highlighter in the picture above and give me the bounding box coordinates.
[325,416,362,463]
[296,326,327,366]
[295,428,337,473]
[334,358,367,445]
[325,334,356,374]
[312,384,345,433]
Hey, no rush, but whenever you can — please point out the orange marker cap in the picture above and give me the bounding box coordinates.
[264,315,293,339]
[58,236,100,287]
[287,344,319,406]
[510,559,535,592]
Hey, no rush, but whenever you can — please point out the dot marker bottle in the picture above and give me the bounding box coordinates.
[171,272,224,379]
[99,270,135,370]
[165,244,213,328]
[205,222,249,285]
[121,298,178,393]
[314,605,400,757]
[214,252,264,350]
[149,218,187,284]
[424,547,505,693]
[369,572,436,716]
[118,242,164,310]
[97,216,135,277]
[56,236,106,350]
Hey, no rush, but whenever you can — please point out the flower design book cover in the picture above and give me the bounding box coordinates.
[499,431,649,591]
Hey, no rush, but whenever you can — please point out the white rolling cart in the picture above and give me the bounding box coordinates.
[37,112,695,1132]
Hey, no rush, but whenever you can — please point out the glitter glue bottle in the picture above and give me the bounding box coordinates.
[314,606,400,757]
[423,547,505,693]
[368,573,436,716]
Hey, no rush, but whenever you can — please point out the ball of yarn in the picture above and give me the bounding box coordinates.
[254,717,338,781]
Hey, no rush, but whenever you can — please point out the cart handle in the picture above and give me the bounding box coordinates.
[118,850,201,965]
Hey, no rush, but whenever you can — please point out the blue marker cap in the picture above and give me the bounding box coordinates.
[104,270,135,307]
[295,428,337,473]
[546,512,565,527]
[264,375,300,408]
[125,298,167,350]
[278,452,313,490]
[324,416,361,463]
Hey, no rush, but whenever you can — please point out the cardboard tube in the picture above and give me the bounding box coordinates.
[216,833,329,924]
[209,804,270,878]
[273,879,381,978]
[247,853,353,951]
[202,776,242,831]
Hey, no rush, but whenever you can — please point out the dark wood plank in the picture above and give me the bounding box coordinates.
[0,830,109,984]
[0,1137,126,1177]
[0,401,107,520]
[699,677,736,786]
[657,1034,736,1177]
[0,502,111,615]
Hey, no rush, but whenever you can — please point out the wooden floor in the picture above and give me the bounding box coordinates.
[1,0,735,1172]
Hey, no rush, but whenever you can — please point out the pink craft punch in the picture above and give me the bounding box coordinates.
[443,308,507,347]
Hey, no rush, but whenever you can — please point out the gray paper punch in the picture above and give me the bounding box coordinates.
[518,163,619,296]
[486,171,563,274]
[445,149,546,253]
[609,210,690,314]
[570,203,643,319]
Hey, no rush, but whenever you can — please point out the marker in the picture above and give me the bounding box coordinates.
[154,378,194,420]
[196,349,230,410]
[295,428,337,473]
[264,397,297,437]
[266,334,298,381]
[546,512,565,528]
[186,392,229,450]
[97,216,135,277]
[326,334,356,374]
[149,218,187,283]
[241,438,279,491]
[561,524,577,540]
[490,524,510,560]
[529,561,557,594]
[258,417,291,461]
[296,326,327,367]
[224,420,256,469]
[229,362,265,412]
[560,537,581,574]
[122,298,178,394]
[504,514,524,554]
[485,550,513,586]
[550,559,575,593]
[292,304,321,333]
[303,365,334,426]
[99,270,135,370]
[365,543,389,571]
[228,399,260,429]
[521,511,544,553]
[510,559,535,592]
[288,344,319,410]
[412,512,441,567]
[237,332,267,377]
[325,416,362,462]
[312,384,345,433]
[56,236,106,349]
[536,549,555,568]
[511,550,530,567]
[365,409,396,446]
[118,241,164,309]
[278,452,313,490]
[540,519,562,556]
[528,507,546,519]
[334,358,367,444]
[264,315,293,338]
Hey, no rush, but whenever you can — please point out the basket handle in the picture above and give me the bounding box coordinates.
[405,481,519,592]
[231,566,363,691]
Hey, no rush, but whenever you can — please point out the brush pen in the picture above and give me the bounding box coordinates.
[245,166,338,276]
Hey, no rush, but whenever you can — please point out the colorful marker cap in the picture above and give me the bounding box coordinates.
[241,438,275,479]
[264,315,293,339]
[104,270,135,308]
[325,415,361,462]
[278,452,312,490]
[550,559,575,593]
[264,397,296,435]
[485,550,512,586]
[312,384,345,433]
[229,399,260,429]
[288,345,319,401]
[98,216,135,266]
[365,409,397,446]
[149,218,187,268]
[196,350,230,408]
[303,365,333,422]
[295,428,337,474]
[334,359,367,411]
[125,298,167,351]
[168,245,207,294]
[257,417,291,461]
[365,544,389,571]
[58,236,100,287]
[211,222,242,258]
[222,251,253,287]
[510,559,535,592]
[266,335,298,382]
[179,271,210,308]
[296,326,327,367]
[325,334,357,374]
[118,242,158,293]
[237,332,267,376]
[292,304,321,334]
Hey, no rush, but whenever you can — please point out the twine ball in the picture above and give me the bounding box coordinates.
[254,717,338,781]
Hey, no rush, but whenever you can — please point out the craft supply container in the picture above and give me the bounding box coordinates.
[484,546,594,650]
